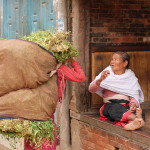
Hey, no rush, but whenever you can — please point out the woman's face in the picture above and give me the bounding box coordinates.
[110,53,128,75]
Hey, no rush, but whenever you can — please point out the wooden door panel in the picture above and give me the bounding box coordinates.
[2,0,56,38]
[91,52,112,107]
[130,52,148,101]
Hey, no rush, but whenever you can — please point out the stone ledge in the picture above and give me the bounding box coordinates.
[70,111,150,148]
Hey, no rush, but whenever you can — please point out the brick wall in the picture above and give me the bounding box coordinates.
[90,0,150,46]
[79,122,148,150]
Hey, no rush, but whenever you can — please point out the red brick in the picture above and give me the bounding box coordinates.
[96,140,107,147]
[89,137,113,150]
[107,134,116,142]
[97,140,116,150]
[93,128,108,137]
[96,135,109,143]
[104,144,116,150]
[90,0,150,46]
[120,146,131,150]
[111,37,138,43]
[134,18,149,24]
[80,128,88,135]
[141,1,150,5]
[125,141,142,150]
[95,145,106,150]
[91,27,108,33]
[82,139,96,149]
[126,4,141,10]
[109,140,122,149]
[115,136,128,146]
[79,122,148,150]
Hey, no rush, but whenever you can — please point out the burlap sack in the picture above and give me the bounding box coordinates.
[0,39,58,120]
[0,75,58,120]
[0,39,57,96]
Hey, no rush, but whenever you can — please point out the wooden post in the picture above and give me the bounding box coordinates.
[56,0,71,149]
[0,0,3,37]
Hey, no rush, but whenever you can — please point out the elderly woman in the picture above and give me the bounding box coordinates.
[89,51,145,130]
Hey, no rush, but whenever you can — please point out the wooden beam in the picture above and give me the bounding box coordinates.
[91,45,150,53]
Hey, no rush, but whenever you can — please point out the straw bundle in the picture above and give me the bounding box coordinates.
[21,30,79,62]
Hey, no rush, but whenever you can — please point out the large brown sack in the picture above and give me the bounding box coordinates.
[0,39,57,96]
[0,39,58,120]
[0,75,58,121]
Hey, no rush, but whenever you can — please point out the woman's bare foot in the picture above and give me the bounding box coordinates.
[124,118,145,131]
[127,114,136,121]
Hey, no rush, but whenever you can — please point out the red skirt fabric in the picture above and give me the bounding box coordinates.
[24,138,57,150]
[99,99,134,127]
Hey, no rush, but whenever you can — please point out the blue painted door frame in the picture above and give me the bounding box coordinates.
[0,0,56,39]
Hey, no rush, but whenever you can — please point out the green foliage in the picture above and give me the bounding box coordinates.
[28,119,54,149]
[0,119,55,149]
[21,31,52,50]
[20,30,79,63]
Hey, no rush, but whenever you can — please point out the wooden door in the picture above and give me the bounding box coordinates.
[1,0,56,38]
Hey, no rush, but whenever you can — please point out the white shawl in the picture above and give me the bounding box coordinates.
[94,66,144,105]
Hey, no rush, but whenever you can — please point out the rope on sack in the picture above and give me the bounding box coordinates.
[50,64,68,145]
[55,69,68,145]
[49,63,62,77]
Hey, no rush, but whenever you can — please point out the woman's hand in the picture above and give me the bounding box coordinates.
[96,70,110,86]
[66,58,74,62]
[58,97,62,103]
[63,58,74,64]
[129,103,137,112]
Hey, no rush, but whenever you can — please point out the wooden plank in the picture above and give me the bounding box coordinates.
[27,0,39,33]
[22,0,28,35]
[91,52,112,106]
[2,0,25,38]
[130,52,149,102]
[91,45,150,53]
[39,0,56,30]
[71,0,90,112]
[2,0,56,38]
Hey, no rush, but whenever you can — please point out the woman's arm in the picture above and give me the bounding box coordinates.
[57,60,86,82]
[130,97,139,107]
[88,80,101,93]
[57,60,86,101]
[89,70,110,93]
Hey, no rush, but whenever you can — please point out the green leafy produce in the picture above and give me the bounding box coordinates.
[20,30,79,63]
[0,119,55,150]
